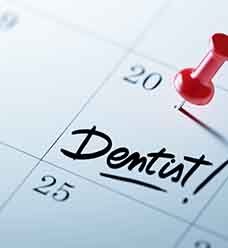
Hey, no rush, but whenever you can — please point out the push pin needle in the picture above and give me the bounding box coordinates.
[174,33,228,106]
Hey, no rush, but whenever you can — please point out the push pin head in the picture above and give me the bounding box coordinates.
[174,68,214,105]
[174,33,228,105]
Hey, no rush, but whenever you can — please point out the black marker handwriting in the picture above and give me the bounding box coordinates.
[61,126,228,204]
[100,172,167,192]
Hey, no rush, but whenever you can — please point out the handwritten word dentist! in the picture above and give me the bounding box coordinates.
[61,126,228,204]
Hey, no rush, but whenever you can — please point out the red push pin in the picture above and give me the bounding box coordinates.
[174,33,228,106]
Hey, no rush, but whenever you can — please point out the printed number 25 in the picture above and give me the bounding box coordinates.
[33,175,75,202]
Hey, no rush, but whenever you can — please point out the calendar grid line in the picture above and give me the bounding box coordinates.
[0,134,228,244]
[38,54,129,161]
[0,0,170,228]
[1,0,228,246]
[132,50,179,71]
[0,136,228,245]
[8,0,171,52]
[6,0,182,78]
[6,0,228,93]
[0,140,41,161]
[42,160,191,225]
[36,0,174,164]
[7,0,130,50]
[0,51,227,248]
[173,223,193,248]
[0,46,227,247]
[127,0,172,49]
[194,223,228,243]
[174,161,228,247]
[42,159,228,244]
[10,0,228,94]
[0,159,40,212]
[0,51,127,213]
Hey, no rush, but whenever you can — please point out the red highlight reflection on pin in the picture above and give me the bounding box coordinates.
[174,33,228,105]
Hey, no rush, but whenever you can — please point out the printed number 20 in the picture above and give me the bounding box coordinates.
[123,65,162,90]
[33,175,75,202]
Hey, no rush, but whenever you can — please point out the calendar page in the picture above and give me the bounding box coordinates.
[0,0,228,247]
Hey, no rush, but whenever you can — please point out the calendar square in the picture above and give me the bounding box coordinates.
[0,161,187,248]
[136,0,228,69]
[45,54,228,222]
[11,0,167,46]
[1,0,228,246]
[0,145,37,207]
[197,172,228,237]
[0,3,124,157]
